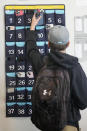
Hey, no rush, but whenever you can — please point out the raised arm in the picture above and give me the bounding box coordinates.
[26,14,44,78]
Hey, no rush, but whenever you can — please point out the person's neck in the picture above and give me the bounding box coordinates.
[60,50,66,53]
[51,49,66,54]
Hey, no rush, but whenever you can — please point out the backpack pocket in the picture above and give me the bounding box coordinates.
[37,76,57,101]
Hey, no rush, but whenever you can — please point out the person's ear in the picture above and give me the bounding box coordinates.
[48,41,50,48]
[67,41,70,47]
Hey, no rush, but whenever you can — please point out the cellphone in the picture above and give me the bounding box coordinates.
[6,26,15,30]
[35,9,44,19]
[15,10,24,16]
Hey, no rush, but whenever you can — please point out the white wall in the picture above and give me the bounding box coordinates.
[0,0,87,131]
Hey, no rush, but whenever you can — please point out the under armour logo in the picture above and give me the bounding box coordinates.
[43,90,47,95]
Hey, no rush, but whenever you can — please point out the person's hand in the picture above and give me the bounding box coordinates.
[30,14,42,31]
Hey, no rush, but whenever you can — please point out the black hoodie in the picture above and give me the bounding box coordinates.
[26,30,87,127]
[47,51,87,109]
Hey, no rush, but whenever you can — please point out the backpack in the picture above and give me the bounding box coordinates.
[31,65,70,131]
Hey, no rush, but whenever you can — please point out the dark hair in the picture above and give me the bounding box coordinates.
[49,42,69,51]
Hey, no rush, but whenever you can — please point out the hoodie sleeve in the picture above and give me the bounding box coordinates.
[71,63,87,110]
[26,30,44,77]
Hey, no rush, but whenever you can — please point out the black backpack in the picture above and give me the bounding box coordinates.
[31,65,70,131]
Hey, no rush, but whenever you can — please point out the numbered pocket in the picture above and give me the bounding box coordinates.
[36,42,45,55]
[45,10,55,25]
[35,10,45,26]
[6,26,15,42]
[6,42,15,60]
[25,10,34,26]
[26,63,33,72]
[6,73,16,87]
[26,71,34,79]
[36,26,45,41]
[26,69,34,87]
[26,102,32,116]
[15,10,25,26]
[16,26,25,42]
[6,87,16,102]
[45,24,54,41]
[5,10,15,26]
[16,87,26,102]
[16,72,25,87]
[45,41,50,54]
[16,42,25,58]
[17,79,26,87]
[26,78,34,87]
[16,102,26,117]
[26,87,33,102]
[55,10,65,26]
[6,102,16,117]
[16,61,25,72]
[6,60,15,72]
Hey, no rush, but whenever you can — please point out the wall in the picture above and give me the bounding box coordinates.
[0,0,87,131]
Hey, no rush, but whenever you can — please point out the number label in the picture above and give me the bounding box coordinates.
[18,109,25,115]
[18,65,25,71]
[39,49,44,54]
[8,96,15,101]
[28,65,32,71]
[48,17,52,23]
[9,34,13,39]
[38,33,43,39]
[9,81,16,86]
[28,109,32,115]
[18,80,25,86]
[9,65,15,71]
[8,108,14,114]
[18,18,22,24]
[17,94,25,100]
[28,80,34,85]
[58,18,62,23]
[28,18,31,23]
[9,18,13,23]
[27,95,31,100]
[18,33,22,39]
[8,50,14,55]
[17,49,24,55]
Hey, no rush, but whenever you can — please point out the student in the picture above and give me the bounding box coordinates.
[26,14,87,131]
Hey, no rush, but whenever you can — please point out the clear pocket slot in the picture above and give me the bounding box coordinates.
[15,10,25,26]
[16,42,25,58]
[16,87,26,102]
[5,10,15,26]
[6,42,15,59]
[16,26,25,42]
[6,87,16,102]
[45,10,55,25]
[26,87,33,102]
[6,73,16,87]
[36,41,45,55]
[25,10,34,26]
[16,102,26,117]
[55,10,65,26]
[26,102,32,116]
[6,102,17,117]
[6,26,15,42]
[36,26,45,41]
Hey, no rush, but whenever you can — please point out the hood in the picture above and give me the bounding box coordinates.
[46,50,78,69]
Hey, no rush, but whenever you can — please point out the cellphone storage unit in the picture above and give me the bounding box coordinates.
[5,5,65,117]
